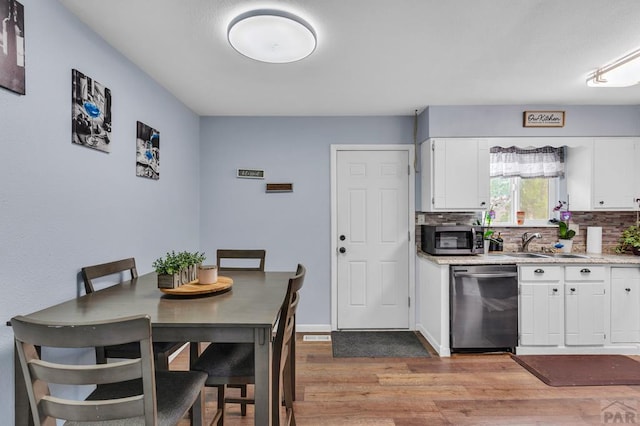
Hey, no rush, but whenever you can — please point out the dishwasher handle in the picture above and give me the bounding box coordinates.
[453,272,518,279]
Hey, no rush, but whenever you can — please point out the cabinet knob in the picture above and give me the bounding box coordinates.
[599,200,604,205]
[534,268,544,274]
[338,247,346,254]
[626,288,632,292]
[552,288,558,293]
[570,287,576,292]
[480,201,486,206]
[580,268,591,274]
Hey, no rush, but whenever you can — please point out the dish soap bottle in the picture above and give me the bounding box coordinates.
[496,232,504,251]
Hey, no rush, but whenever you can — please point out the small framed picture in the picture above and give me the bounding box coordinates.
[136,121,160,180]
[523,111,565,128]
[0,0,25,95]
[237,169,264,179]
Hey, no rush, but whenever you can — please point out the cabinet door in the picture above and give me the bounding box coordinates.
[565,283,605,345]
[592,138,639,210]
[428,138,489,211]
[611,268,640,343]
[519,283,563,346]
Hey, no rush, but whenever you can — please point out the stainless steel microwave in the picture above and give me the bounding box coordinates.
[421,225,484,255]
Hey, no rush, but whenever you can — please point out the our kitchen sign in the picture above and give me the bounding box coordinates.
[523,111,565,128]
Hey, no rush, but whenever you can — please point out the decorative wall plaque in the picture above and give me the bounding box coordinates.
[523,111,565,128]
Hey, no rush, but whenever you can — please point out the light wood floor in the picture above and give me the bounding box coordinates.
[175,335,640,425]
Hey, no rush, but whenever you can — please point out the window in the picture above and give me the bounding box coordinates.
[491,176,558,226]
[489,146,565,226]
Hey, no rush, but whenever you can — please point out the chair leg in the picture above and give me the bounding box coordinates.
[156,352,169,370]
[216,385,225,426]
[240,384,247,416]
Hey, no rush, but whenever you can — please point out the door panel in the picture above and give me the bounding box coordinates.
[337,150,410,329]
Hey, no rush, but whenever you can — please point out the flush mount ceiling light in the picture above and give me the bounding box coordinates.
[587,47,640,87]
[227,9,317,64]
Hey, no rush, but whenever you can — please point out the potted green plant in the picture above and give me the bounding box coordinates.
[615,225,640,255]
[557,221,576,253]
[153,251,182,289]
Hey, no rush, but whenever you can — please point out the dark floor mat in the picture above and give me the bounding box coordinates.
[511,354,640,386]
[331,331,430,358]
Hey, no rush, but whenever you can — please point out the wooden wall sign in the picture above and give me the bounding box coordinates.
[523,111,565,128]
[266,183,293,193]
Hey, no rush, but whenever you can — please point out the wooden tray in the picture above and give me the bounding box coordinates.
[160,276,233,296]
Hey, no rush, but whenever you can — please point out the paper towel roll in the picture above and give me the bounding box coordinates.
[586,226,602,254]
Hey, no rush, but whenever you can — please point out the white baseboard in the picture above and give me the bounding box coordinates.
[296,324,332,333]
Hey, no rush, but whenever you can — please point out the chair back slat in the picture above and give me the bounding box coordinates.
[30,357,143,385]
[216,249,266,271]
[41,395,145,422]
[11,314,156,425]
[81,257,138,294]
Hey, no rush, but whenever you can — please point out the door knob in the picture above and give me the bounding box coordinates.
[339,247,346,254]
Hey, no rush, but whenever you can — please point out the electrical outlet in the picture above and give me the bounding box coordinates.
[416,214,425,225]
[569,223,579,236]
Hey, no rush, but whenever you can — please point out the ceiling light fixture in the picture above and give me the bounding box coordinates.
[227,9,317,64]
[587,47,640,87]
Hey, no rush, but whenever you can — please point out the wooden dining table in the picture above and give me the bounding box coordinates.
[14,270,292,426]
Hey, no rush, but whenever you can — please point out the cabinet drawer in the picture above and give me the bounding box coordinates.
[519,265,562,282]
[565,266,606,281]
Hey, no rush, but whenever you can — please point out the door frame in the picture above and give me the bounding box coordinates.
[330,144,416,331]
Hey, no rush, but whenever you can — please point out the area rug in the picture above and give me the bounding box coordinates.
[511,354,640,386]
[331,331,430,358]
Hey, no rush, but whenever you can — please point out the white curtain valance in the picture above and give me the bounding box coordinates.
[490,146,565,178]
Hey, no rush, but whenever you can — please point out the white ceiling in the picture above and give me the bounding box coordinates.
[59,0,640,116]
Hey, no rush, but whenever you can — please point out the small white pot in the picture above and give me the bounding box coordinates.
[558,239,573,253]
[198,265,218,284]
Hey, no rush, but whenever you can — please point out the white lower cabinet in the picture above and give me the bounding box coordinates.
[519,266,563,346]
[611,267,640,343]
[519,265,640,354]
[564,266,606,346]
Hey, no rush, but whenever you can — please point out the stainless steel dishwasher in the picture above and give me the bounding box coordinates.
[450,265,518,352]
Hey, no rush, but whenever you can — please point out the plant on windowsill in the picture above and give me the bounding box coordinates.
[615,225,640,255]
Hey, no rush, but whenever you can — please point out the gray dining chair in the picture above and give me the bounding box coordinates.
[216,249,266,272]
[215,249,266,415]
[192,264,306,426]
[81,257,185,370]
[11,314,209,426]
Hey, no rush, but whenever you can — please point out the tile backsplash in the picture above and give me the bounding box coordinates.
[416,211,640,254]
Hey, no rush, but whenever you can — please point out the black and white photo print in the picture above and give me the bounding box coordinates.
[71,69,112,152]
[136,121,159,180]
[0,0,25,95]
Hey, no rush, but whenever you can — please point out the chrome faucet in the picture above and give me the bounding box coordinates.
[520,232,542,252]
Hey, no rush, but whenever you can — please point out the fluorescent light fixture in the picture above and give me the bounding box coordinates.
[587,48,640,87]
[227,9,317,64]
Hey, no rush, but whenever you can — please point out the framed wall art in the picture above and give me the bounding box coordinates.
[0,0,25,95]
[71,69,112,152]
[136,121,159,180]
[523,111,565,128]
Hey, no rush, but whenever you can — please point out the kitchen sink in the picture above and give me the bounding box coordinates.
[503,253,550,258]
[549,253,590,259]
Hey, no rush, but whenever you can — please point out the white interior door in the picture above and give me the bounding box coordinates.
[336,149,410,329]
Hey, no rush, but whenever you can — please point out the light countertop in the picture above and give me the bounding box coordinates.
[417,250,640,266]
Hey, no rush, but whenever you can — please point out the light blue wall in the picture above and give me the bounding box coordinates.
[424,105,640,137]
[199,116,414,327]
[0,1,200,421]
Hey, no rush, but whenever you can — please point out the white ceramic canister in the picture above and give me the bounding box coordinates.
[198,265,218,284]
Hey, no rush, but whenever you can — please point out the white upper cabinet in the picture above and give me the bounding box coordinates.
[592,138,640,210]
[421,138,490,211]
